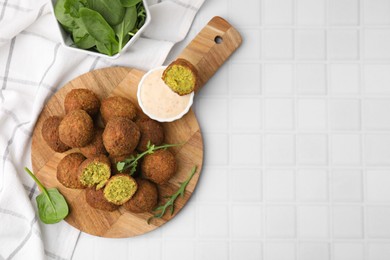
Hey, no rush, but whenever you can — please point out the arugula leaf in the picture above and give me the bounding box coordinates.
[121,0,142,7]
[116,141,184,175]
[114,6,137,51]
[24,167,69,224]
[87,0,125,26]
[147,166,197,224]
[135,2,146,28]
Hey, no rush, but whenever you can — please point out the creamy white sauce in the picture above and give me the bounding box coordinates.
[140,67,192,119]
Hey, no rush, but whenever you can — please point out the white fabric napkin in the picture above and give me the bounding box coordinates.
[0,0,204,259]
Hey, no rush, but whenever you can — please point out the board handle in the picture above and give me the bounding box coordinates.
[177,16,242,93]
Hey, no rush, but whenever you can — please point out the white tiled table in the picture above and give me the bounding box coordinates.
[73,0,390,259]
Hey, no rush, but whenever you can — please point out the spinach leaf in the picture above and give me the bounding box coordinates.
[72,28,95,49]
[96,41,119,56]
[71,18,95,49]
[87,0,125,26]
[64,0,85,18]
[36,189,69,224]
[54,0,78,31]
[79,7,118,44]
[24,167,69,224]
[120,0,142,7]
[114,6,137,51]
[95,41,111,56]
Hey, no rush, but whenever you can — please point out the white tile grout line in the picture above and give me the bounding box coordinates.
[292,0,299,258]
[259,1,265,258]
[235,24,390,29]
[325,1,335,258]
[227,62,232,260]
[230,60,390,64]
[326,1,334,258]
[359,0,369,258]
[259,1,266,259]
[226,0,235,252]
[203,162,390,170]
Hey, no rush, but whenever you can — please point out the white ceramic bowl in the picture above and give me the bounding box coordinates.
[137,66,195,122]
[48,0,151,59]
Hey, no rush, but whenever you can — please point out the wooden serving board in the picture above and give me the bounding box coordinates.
[31,17,241,238]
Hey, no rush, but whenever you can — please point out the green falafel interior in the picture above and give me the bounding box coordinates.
[162,59,198,96]
[80,162,111,190]
[104,175,137,205]
[163,66,195,93]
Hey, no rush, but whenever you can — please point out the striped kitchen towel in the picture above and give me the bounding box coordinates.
[0,0,204,259]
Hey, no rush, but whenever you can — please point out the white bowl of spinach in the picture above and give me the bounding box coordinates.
[49,0,151,58]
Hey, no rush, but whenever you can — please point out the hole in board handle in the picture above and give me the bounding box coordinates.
[214,36,223,44]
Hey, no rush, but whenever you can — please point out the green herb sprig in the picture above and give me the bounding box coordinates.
[24,167,69,224]
[147,166,197,224]
[116,141,183,175]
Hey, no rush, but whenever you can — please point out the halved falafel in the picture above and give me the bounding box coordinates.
[79,128,107,158]
[78,155,111,189]
[85,187,119,212]
[58,109,94,148]
[64,88,100,116]
[103,174,138,205]
[162,58,199,95]
[123,178,158,213]
[41,116,70,153]
[100,96,137,125]
[136,118,164,152]
[57,153,86,189]
[141,149,177,185]
[102,117,140,157]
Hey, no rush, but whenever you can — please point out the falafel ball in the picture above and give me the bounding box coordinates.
[136,118,164,152]
[41,116,70,153]
[141,150,177,185]
[78,155,111,190]
[57,153,86,189]
[58,109,94,148]
[85,187,119,212]
[100,96,137,125]
[123,179,158,213]
[103,174,138,205]
[64,88,100,116]
[102,117,140,157]
[79,128,107,158]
